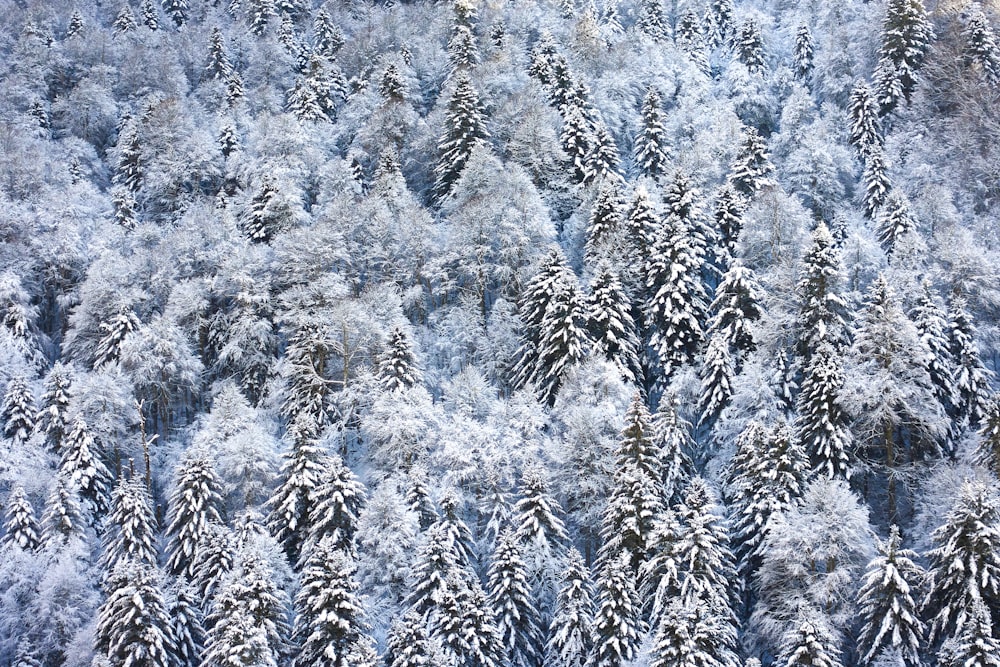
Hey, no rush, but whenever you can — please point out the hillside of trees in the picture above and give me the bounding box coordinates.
[1,0,1000,665]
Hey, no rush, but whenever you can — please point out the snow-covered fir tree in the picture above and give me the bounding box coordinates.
[873,0,934,114]
[735,20,766,74]
[434,72,489,200]
[877,192,916,259]
[634,87,670,179]
[3,487,40,551]
[266,419,326,564]
[729,126,774,199]
[936,599,1000,667]
[697,334,735,429]
[170,581,206,667]
[59,417,112,517]
[545,548,592,667]
[303,453,366,557]
[862,144,891,218]
[948,296,993,427]
[794,25,814,80]
[848,81,883,158]
[40,475,84,546]
[963,9,1000,84]
[2,376,34,446]
[587,262,642,384]
[165,455,225,579]
[379,327,421,391]
[796,341,852,479]
[779,620,844,667]
[797,222,849,360]
[487,530,542,667]
[95,562,175,667]
[101,476,157,573]
[588,553,644,667]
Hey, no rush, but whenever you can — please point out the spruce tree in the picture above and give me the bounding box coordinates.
[94,304,141,368]
[384,611,437,667]
[728,126,774,198]
[545,548,593,667]
[432,491,478,570]
[707,259,762,359]
[948,296,992,427]
[170,581,206,667]
[96,562,175,667]
[977,395,1000,477]
[379,327,422,391]
[266,420,325,564]
[625,185,660,273]
[963,9,1000,84]
[434,73,489,200]
[877,191,916,259]
[112,187,138,231]
[795,341,852,479]
[287,77,328,123]
[242,177,287,243]
[3,487,40,551]
[313,9,344,57]
[862,145,891,219]
[856,526,925,666]
[562,104,594,184]
[634,87,670,179]
[113,4,138,36]
[513,467,569,569]
[796,222,848,360]
[735,20,766,74]
[66,10,85,38]
[165,455,225,579]
[923,481,1000,644]
[280,322,333,430]
[676,10,710,75]
[161,0,188,27]
[794,25,814,80]
[587,262,642,384]
[60,417,112,517]
[714,183,747,257]
[779,621,844,667]
[206,27,232,80]
[2,376,35,446]
[101,476,157,574]
[432,571,504,667]
[192,523,236,600]
[488,530,543,667]
[650,599,738,667]
[303,453,366,557]
[873,0,934,114]
[589,553,644,667]
[41,475,83,546]
[637,0,668,41]
[697,334,734,429]
[583,122,621,185]
[448,25,479,74]
[937,600,1000,667]
[293,539,372,667]
[406,523,461,618]
[114,121,143,193]
[584,181,625,260]
[247,0,274,36]
[651,396,695,503]
[141,0,160,30]
[709,0,734,46]
[912,281,958,432]
[848,82,883,158]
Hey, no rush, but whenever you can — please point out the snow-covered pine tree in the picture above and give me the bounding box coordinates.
[856,526,925,666]
[227,71,246,107]
[923,481,1000,644]
[779,620,844,667]
[433,571,504,667]
[848,82,883,158]
[634,87,670,179]
[448,25,478,74]
[293,538,373,667]
[141,0,160,30]
[977,395,1000,477]
[714,182,747,258]
[561,104,594,185]
[708,0,734,46]
[170,581,206,667]
[111,186,137,231]
[862,144,892,219]
[66,10,84,38]
[697,334,734,429]
[113,121,143,194]
[649,599,738,667]
[432,491,478,570]
[587,262,642,384]
[707,259,762,361]
[96,561,175,667]
[795,341,852,479]
[161,0,188,27]
[794,25,814,80]
[384,611,438,667]
[59,417,112,517]
[205,26,232,79]
[728,126,774,198]
[3,487,40,551]
[876,191,916,259]
[735,20,766,74]
[313,9,344,57]
[513,467,569,573]
[651,395,695,503]
[192,523,236,600]
[488,530,543,667]
[287,76,328,123]
[796,221,849,361]
[2,376,34,446]
[936,599,1000,667]
[94,304,141,368]
[545,548,592,667]
[583,121,621,185]
[406,468,439,531]
[406,523,461,617]
[637,0,668,41]
[113,4,138,36]
[379,327,421,391]
[873,0,934,114]
[963,9,1000,84]
[247,0,274,36]
[912,281,958,435]
[625,185,660,275]
[676,10,710,74]
[303,453,366,557]
[948,296,993,427]
[584,181,625,261]
[434,72,489,200]
[266,418,325,564]
[165,455,225,579]
[589,553,644,667]
[101,476,157,574]
[41,475,83,546]
[279,322,332,429]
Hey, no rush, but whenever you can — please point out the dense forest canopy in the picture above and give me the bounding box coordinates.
[1,0,1000,665]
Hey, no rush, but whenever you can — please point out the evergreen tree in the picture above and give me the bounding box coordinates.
[280,322,333,430]
[248,0,274,36]
[708,0,734,46]
[96,562,175,667]
[948,296,993,427]
[94,304,141,369]
[101,476,157,574]
[141,0,160,30]
[313,9,343,57]
[651,396,695,503]
[406,523,461,618]
[3,487,40,551]
[488,530,543,667]
[41,475,83,546]
[206,27,232,80]
[714,183,746,257]
[584,181,625,261]
[242,177,289,243]
[434,73,489,200]
[583,122,621,185]
[66,10,85,38]
[650,599,738,667]
[287,77,328,123]
[587,262,642,384]
[161,0,188,27]
[293,539,372,667]
[796,222,848,360]
[448,25,478,73]
[856,526,925,666]
[513,467,569,569]
[873,0,934,114]
[794,25,814,80]
[779,620,844,667]
[625,185,660,272]
[165,455,225,579]
[2,376,34,446]
[227,71,246,107]
[697,334,734,428]
[60,417,112,517]
[112,187,138,231]
[676,10,710,75]
[634,87,670,179]
[266,421,325,564]
[170,581,206,667]
[562,105,594,184]
[192,523,236,600]
[923,481,1000,644]
[912,282,958,438]
[379,327,421,391]
[707,259,762,359]
[937,600,1000,667]
[406,469,439,531]
[114,122,143,193]
[589,553,644,667]
[113,4,138,36]
[877,192,916,259]
[637,0,668,41]
[384,611,437,667]
[433,571,504,667]
[203,616,275,667]
[977,395,1000,477]
[848,82,883,158]
[303,453,366,557]
[735,20,766,74]
[862,144,891,218]
[795,341,852,479]
[546,548,593,667]
[963,9,1000,84]
[728,126,774,198]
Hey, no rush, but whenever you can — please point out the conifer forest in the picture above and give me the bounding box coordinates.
[2,0,1000,665]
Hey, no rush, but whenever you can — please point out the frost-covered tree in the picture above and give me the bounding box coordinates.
[287,77,327,123]
[856,526,925,666]
[448,25,478,73]
[546,548,592,667]
[948,296,992,427]
[796,222,849,360]
[162,0,188,27]
[873,0,934,114]
[637,0,668,41]
[650,599,738,667]
[583,122,621,185]
[384,611,438,667]
[266,421,325,564]
[584,182,625,261]
[192,523,236,600]
[433,571,504,667]
[634,88,670,179]
[735,20,766,74]
[779,620,843,667]
[101,476,157,573]
[293,539,372,667]
[937,599,1000,667]
[977,395,1000,477]
[303,453,366,557]
[729,127,774,199]
[113,121,143,193]
[379,327,421,391]
[432,491,478,570]
[488,530,542,667]
[562,104,594,184]
[166,455,225,578]
[513,467,569,576]
[3,487,40,551]
[434,73,489,200]
[697,334,734,429]
[794,25,814,80]
[205,27,232,79]
[587,262,642,384]
[651,396,695,503]
[963,9,1000,84]
[912,282,958,430]
[96,562,175,667]
[796,342,852,479]
[170,581,205,667]
[59,417,112,517]
[40,475,83,546]
[589,553,644,667]
[714,183,746,257]
[707,260,762,359]
[94,305,141,369]
[113,4,137,36]
[876,192,916,259]
[406,523,461,618]
[848,82,883,158]
[279,322,332,430]
[2,376,34,446]
[141,0,159,30]
[862,145,891,219]
[923,481,1000,644]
